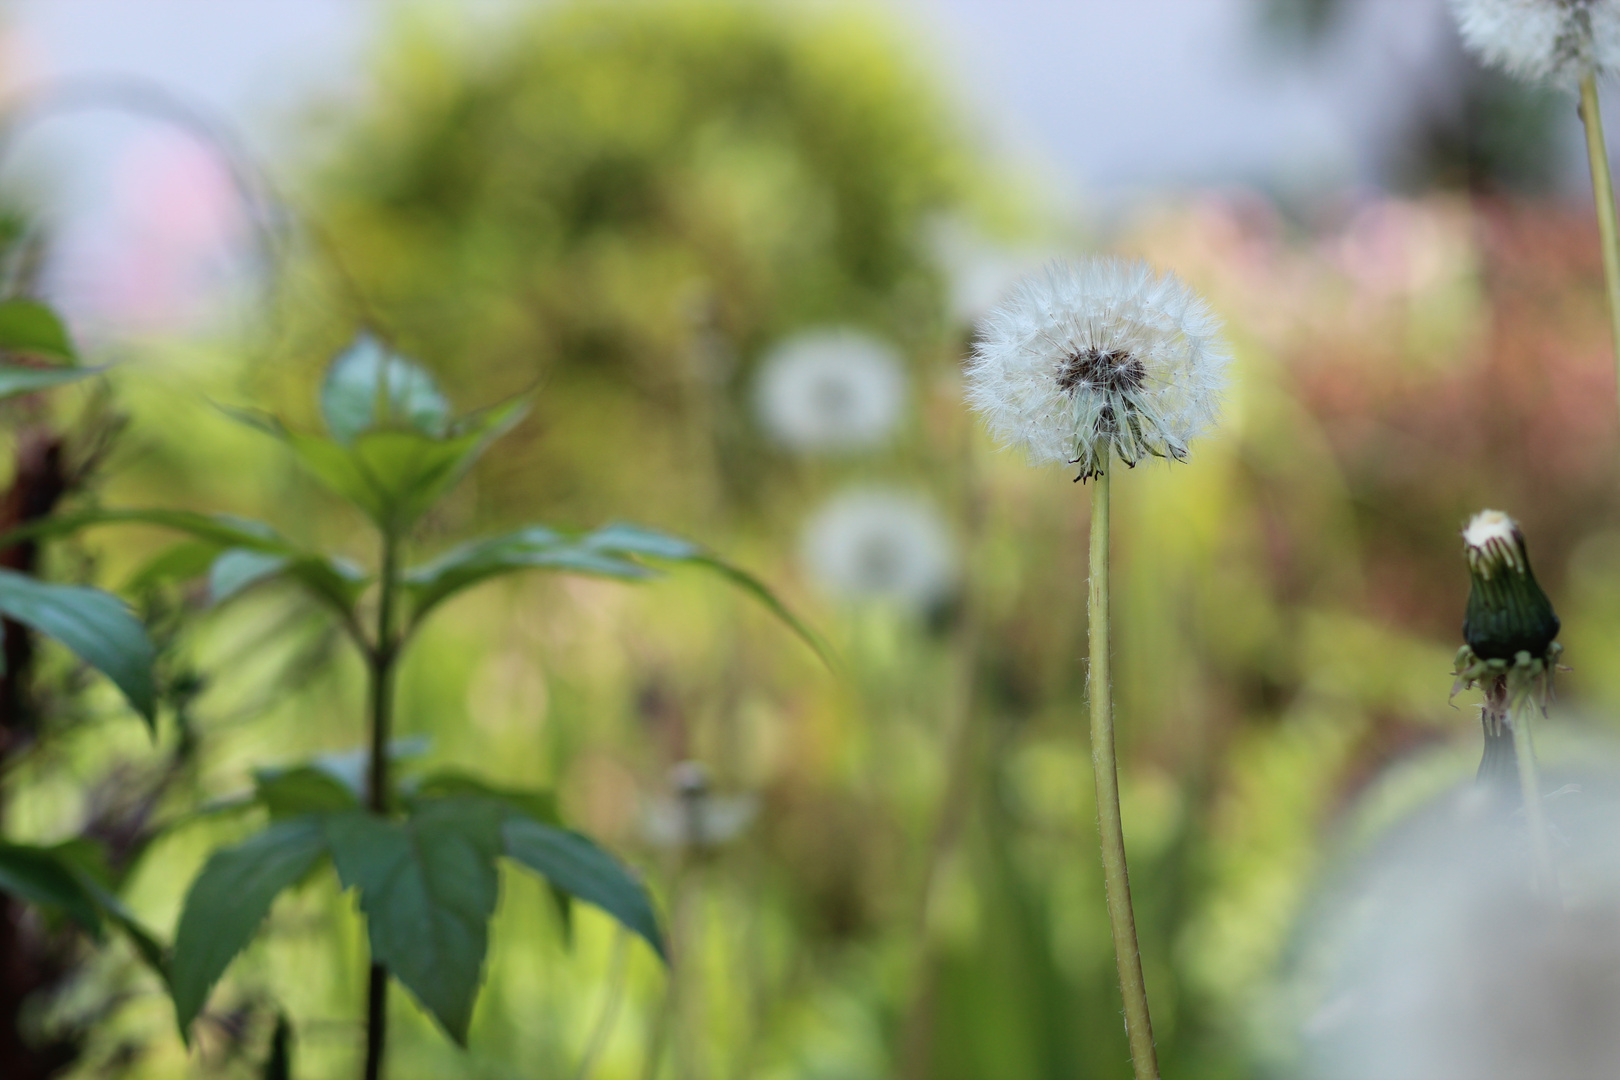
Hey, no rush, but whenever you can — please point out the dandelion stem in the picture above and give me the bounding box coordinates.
[1088,462,1158,1080]
[1579,70,1620,415]
[1508,689,1556,892]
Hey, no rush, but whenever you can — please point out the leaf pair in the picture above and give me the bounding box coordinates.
[231,336,527,540]
[170,778,661,1046]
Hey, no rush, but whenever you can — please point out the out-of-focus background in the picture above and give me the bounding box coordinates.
[5,0,1620,1077]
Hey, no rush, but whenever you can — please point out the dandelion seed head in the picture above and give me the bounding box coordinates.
[965,257,1229,480]
[1449,0,1620,87]
[801,488,955,611]
[754,328,906,453]
[641,761,758,851]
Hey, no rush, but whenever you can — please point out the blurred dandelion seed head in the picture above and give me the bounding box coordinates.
[965,257,1228,480]
[641,761,758,851]
[753,329,906,453]
[1450,0,1620,87]
[1292,770,1620,1080]
[801,488,955,611]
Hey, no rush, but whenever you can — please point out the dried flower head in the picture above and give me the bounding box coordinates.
[800,488,955,611]
[965,257,1228,481]
[1461,509,1561,662]
[1449,0,1620,87]
[753,328,906,453]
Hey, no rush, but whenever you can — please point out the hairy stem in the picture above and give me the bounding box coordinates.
[362,534,400,1080]
[1508,690,1556,893]
[1580,71,1620,416]
[1088,464,1158,1080]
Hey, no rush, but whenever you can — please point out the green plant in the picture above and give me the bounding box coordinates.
[15,333,820,1077]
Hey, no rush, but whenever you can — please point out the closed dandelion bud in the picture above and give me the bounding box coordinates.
[966,257,1229,481]
[1461,510,1560,662]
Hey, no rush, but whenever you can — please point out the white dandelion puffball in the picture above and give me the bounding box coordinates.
[753,328,906,452]
[801,488,955,610]
[1450,0,1620,87]
[966,257,1229,481]
[641,763,758,851]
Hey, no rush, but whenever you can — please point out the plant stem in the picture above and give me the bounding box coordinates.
[1508,689,1556,893]
[1579,70,1620,415]
[362,533,400,1080]
[1088,463,1158,1080]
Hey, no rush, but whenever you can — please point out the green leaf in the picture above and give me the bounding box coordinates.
[124,541,221,593]
[0,299,76,362]
[402,526,651,624]
[0,363,99,400]
[0,510,369,621]
[209,549,290,604]
[0,569,156,725]
[0,842,105,937]
[403,521,833,666]
[321,334,450,443]
[169,817,330,1038]
[411,771,560,825]
[269,398,526,537]
[502,816,664,961]
[324,799,505,1044]
[253,766,362,818]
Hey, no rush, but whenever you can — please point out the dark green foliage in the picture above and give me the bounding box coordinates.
[0,569,155,724]
[169,817,330,1037]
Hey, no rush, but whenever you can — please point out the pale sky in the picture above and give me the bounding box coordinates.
[0,0,1584,328]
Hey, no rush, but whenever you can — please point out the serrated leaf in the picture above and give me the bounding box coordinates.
[502,816,664,960]
[321,334,450,444]
[0,843,105,937]
[253,765,362,818]
[324,799,505,1044]
[0,569,156,725]
[0,299,76,362]
[169,817,329,1038]
[0,363,100,400]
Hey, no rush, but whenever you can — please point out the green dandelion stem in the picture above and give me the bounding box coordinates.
[1509,689,1556,893]
[1579,70,1620,416]
[1088,460,1159,1080]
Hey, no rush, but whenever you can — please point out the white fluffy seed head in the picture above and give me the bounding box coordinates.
[1449,0,1620,87]
[965,257,1229,479]
[800,488,955,611]
[753,328,906,453]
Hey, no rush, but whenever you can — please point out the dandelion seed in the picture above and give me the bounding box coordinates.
[800,488,955,611]
[641,761,757,852]
[1450,0,1620,87]
[965,257,1229,481]
[753,328,906,453]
